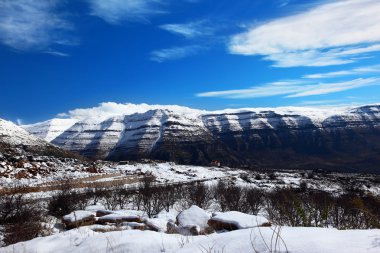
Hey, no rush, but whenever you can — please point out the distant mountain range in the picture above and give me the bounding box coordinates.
[20,104,380,173]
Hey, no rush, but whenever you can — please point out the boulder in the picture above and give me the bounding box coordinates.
[176,205,210,232]
[127,222,146,230]
[96,210,113,217]
[144,219,164,232]
[166,220,199,235]
[177,225,201,236]
[97,213,141,224]
[62,210,96,229]
[208,211,270,231]
[166,219,178,234]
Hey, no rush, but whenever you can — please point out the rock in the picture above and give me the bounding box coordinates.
[97,213,141,224]
[166,219,178,234]
[208,211,270,231]
[127,222,146,230]
[144,219,163,232]
[178,225,201,236]
[96,210,114,217]
[176,205,210,232]
[171,205,212,235]
[62,211,96,229]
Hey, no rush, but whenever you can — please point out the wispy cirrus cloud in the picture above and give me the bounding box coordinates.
[197,78,380,99]
[287,78,380,98]
[0,0,73,51]
[159,20,214,39]
[304,64,380,79]
[45,50,70,57]
[155,19,220,62]
[150,45,203,62]
[229,0,380,67]
[87,0,166,24]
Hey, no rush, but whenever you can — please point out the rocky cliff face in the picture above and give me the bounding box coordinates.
[201,105,380,172]
[23,104,380,173]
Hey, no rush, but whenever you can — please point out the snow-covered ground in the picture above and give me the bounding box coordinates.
[114,163,236,184]
[102,162,380,195]
[1,161,379,252]
[1,225,378,253]
[1,161,379,197]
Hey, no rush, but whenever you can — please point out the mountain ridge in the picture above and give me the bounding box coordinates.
[22,103,380,173]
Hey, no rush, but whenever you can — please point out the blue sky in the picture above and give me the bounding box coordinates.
[1,0,380,124]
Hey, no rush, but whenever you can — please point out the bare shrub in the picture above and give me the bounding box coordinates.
[246,188,264,215]
[157,184,178,212]
[47,181,89,217]
[0,188,25,224]
[0,193,46,246]
[187,182,212,209]
[138,175,157,218]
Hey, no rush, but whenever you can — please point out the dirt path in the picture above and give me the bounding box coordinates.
[0,173,144,195]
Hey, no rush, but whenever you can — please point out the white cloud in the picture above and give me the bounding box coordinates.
[197,78,380,99]
[45,50,70,57]
[304,64,380,79]
[0,0,73,51]
[87,0,165,24]
[229,0,380,67]
[287,78,380,97]
[57,102,200,120]
[150,45,203,62]
[160,20,214,38]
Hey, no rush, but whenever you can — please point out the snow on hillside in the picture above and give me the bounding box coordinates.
[0,119,46,146]
[1,225,378,253]
[23,118,78,142]
[22,102,380,144]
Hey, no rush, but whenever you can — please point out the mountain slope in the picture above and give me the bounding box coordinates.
[23,118,78,142]
[0,118,82,159]
[22,104,380,173]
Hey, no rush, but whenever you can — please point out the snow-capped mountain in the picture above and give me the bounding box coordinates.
[23,118,78,142]
[23,104,380,173]
[0,118,82,159]
[0,118,49,147]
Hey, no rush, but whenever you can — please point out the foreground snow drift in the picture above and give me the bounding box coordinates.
[1,226,378,253]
